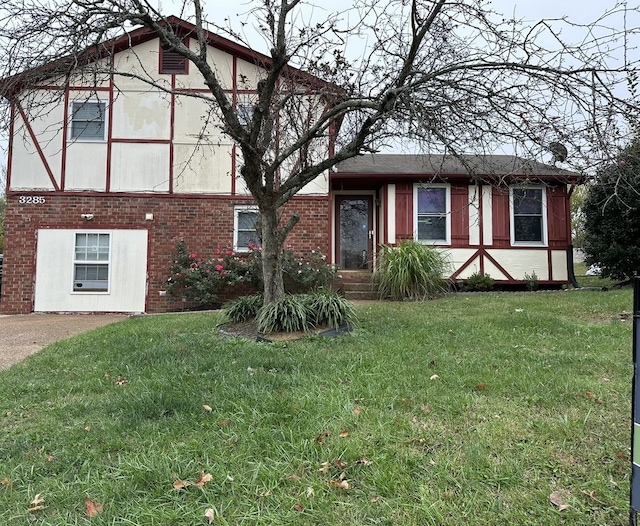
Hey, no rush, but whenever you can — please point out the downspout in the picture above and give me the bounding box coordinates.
[567,244,581,289]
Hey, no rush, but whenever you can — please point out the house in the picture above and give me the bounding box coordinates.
[0,18,582,315]
[332,154,583,287]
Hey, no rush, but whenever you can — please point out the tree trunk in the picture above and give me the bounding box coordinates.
[259,207,286,305]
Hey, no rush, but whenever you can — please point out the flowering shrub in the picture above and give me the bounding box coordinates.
[167,241,337,307]
[166,241,248,308]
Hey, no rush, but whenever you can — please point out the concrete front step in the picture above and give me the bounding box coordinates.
[338,271,377,300]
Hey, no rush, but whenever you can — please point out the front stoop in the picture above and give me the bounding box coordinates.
[337,271,377,301]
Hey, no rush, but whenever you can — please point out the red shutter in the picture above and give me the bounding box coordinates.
[547,186,569,247]
[451,184,469,245]
[492,187,510,247]
[395,183,413,240]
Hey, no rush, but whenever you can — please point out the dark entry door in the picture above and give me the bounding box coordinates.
[336,196,373,270]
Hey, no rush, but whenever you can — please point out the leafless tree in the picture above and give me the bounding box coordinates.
[0,0,638,304]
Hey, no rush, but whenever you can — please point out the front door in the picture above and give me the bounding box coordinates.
[336,196,374,270]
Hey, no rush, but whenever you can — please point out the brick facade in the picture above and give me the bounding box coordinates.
[0,193,331,314]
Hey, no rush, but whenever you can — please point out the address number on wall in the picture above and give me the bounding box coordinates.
[18,196,46,204]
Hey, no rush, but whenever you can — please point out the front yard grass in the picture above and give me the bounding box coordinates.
[0,290,634,524]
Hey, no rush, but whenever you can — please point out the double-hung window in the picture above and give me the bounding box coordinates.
[234,206,260,252]
[415,184,451,244]
[510,187,547,245]
[70,101,106,141]
[73,233,110,292]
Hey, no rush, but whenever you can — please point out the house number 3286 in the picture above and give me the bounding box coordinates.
[19,196,46,204]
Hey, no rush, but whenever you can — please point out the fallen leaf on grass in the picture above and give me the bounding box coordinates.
[85,497,103,517]
[333,458,348,469]
[204,508,215,523]
[203,405,212,412]
[430,374,439,381]
[371,496,383,503]
[474,383,487,391]
[352,406,362,415]
[339,430,349,438]
[616,451,630,461]
[318,462,331,475]
[45,454,55,462]
[195,472,213,488]
[115,376,126,386]
[293,503,305,512]
[27,494,46,512]
[287,474,302,482]
[329,479,350,490]
[173,479,190,490]
[550,490,570,511]
[1,476,11,487]
[216,419,230,426]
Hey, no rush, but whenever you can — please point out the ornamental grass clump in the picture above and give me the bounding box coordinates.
[255,290,356,334]
[223,294,264,322]
[374,240,450,300]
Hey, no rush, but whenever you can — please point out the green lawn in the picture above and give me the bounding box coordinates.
[0,290,635,525]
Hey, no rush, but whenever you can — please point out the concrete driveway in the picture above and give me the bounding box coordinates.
[0,313,127,370]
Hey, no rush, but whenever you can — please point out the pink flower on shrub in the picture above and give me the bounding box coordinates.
[226,250,234,256]
[215,264,224,272]
[189,253,197,259]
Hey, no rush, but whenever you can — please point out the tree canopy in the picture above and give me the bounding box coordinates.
[582,139,640,281]
[1,0,639,302]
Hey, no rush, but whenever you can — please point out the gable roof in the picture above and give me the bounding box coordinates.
[0,16,328,98]
[333,154,584,182]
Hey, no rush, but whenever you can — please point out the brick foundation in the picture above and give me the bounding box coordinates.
[1,193,331,314]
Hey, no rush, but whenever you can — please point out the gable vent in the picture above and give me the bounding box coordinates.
[161,46,188,74]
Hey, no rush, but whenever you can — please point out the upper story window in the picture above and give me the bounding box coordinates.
[414,184,451,244]
[236,102,254,127]
[234,206,260,252]
[70,101,106,141]
[73,232,110,292]
[510,187,547,245]
[160,43,188,74]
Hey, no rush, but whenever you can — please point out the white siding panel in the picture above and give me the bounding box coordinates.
[298,172,329,195]
[444,248,479,279]
[10,94,64,190]
[110,143,170,192]
[173,96,224,142]
[487,249,549,281]
[482,185,493,245]
[387,184,396,244]
[468,185,480,245]
[113,39,172,92]
[551,250,568,281]
[34,229,147,312]
[173,143,233,193]
[111,90,171,140]
[65,143,108,190]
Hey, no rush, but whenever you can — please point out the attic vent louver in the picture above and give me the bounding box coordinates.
[160,44,188,74]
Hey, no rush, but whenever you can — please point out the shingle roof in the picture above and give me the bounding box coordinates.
[334,154,581,178]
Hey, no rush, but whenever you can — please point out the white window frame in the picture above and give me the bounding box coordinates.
[414,183,451,245]
[69,100,107,142]
[236,102,254,127]
[509,186,548,246]
[233,206,260,252]
[72,232,111,294]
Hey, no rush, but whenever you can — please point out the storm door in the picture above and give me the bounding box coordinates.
[336,196,374,270]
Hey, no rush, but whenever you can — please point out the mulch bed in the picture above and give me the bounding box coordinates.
[216,321,352,342]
